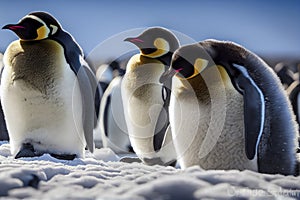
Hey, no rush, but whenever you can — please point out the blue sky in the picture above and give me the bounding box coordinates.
[0,0,299,57]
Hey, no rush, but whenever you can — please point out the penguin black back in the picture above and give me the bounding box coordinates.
[200,40,299,175]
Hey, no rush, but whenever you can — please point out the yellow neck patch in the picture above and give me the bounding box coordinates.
[144,38,170,58]
[36,25,50,40]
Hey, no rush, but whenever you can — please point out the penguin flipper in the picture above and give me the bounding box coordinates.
[77,64,99,153]
[153,82,171,152]
[120,156,143,163]
[233,64,265,160]
[50,153,76,160]
[153,105,169,151]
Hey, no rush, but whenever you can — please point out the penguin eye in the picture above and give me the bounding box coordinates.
[177,65,194,79]
[12,18,44,40]
[172,56,194,79]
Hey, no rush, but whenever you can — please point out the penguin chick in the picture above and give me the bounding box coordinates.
[121,27,179,166]
[1,11,99,159]
[160,40,299,175]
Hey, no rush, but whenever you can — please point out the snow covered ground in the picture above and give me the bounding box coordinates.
[0,141,300,200]
[1,51,300,199]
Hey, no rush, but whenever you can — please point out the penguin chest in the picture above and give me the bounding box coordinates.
[122,56,165,156]
[1,40,84,155]
[170,70,257,171]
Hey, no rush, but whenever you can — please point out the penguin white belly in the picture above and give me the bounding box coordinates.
[1,52,85,157]
[122,56,165,160]
[170,68,257,171]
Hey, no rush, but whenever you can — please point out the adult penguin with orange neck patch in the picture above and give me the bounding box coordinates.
[121,27,179,166]
[1,12,100,159]
[160,39,299,175]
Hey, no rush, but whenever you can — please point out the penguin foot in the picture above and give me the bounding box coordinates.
[167,160,177,167]
[143,157,177,167]
[120,156,142,163]
[127,145,135,153]
[15,143,36,159]
[50,153,76,160]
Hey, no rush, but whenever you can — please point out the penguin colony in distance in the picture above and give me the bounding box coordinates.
[1,12,99,159]
[121,27,179,166]
[160,39,299,175]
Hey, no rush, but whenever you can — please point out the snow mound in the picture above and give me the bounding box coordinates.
[0,141,300,199]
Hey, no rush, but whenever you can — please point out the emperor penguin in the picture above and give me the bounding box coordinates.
[121,27,179,166]
[1,12,99,159]
[160,39,299,175]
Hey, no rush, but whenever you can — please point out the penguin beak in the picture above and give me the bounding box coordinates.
[2,24,25,31]
[159,68,177,84]
[124,37,144,44]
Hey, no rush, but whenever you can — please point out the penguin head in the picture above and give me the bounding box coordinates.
[124,27,179,59]
[160,43,211,83]
[2,11,62,41]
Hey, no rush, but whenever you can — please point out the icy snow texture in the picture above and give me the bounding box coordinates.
[0,141,300,199]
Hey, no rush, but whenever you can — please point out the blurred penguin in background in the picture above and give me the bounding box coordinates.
[96,61,122,93]
[274,62,297,89]
[286,64,300,156]
[95,60,132,153]
[287,64,300,124]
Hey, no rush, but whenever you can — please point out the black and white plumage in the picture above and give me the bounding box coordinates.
[1,12,100,159]
[121,27,179,166]
[92,60,131,153]
[274,62,296,89]
[98,75,131,153]
[160,39,299,175]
